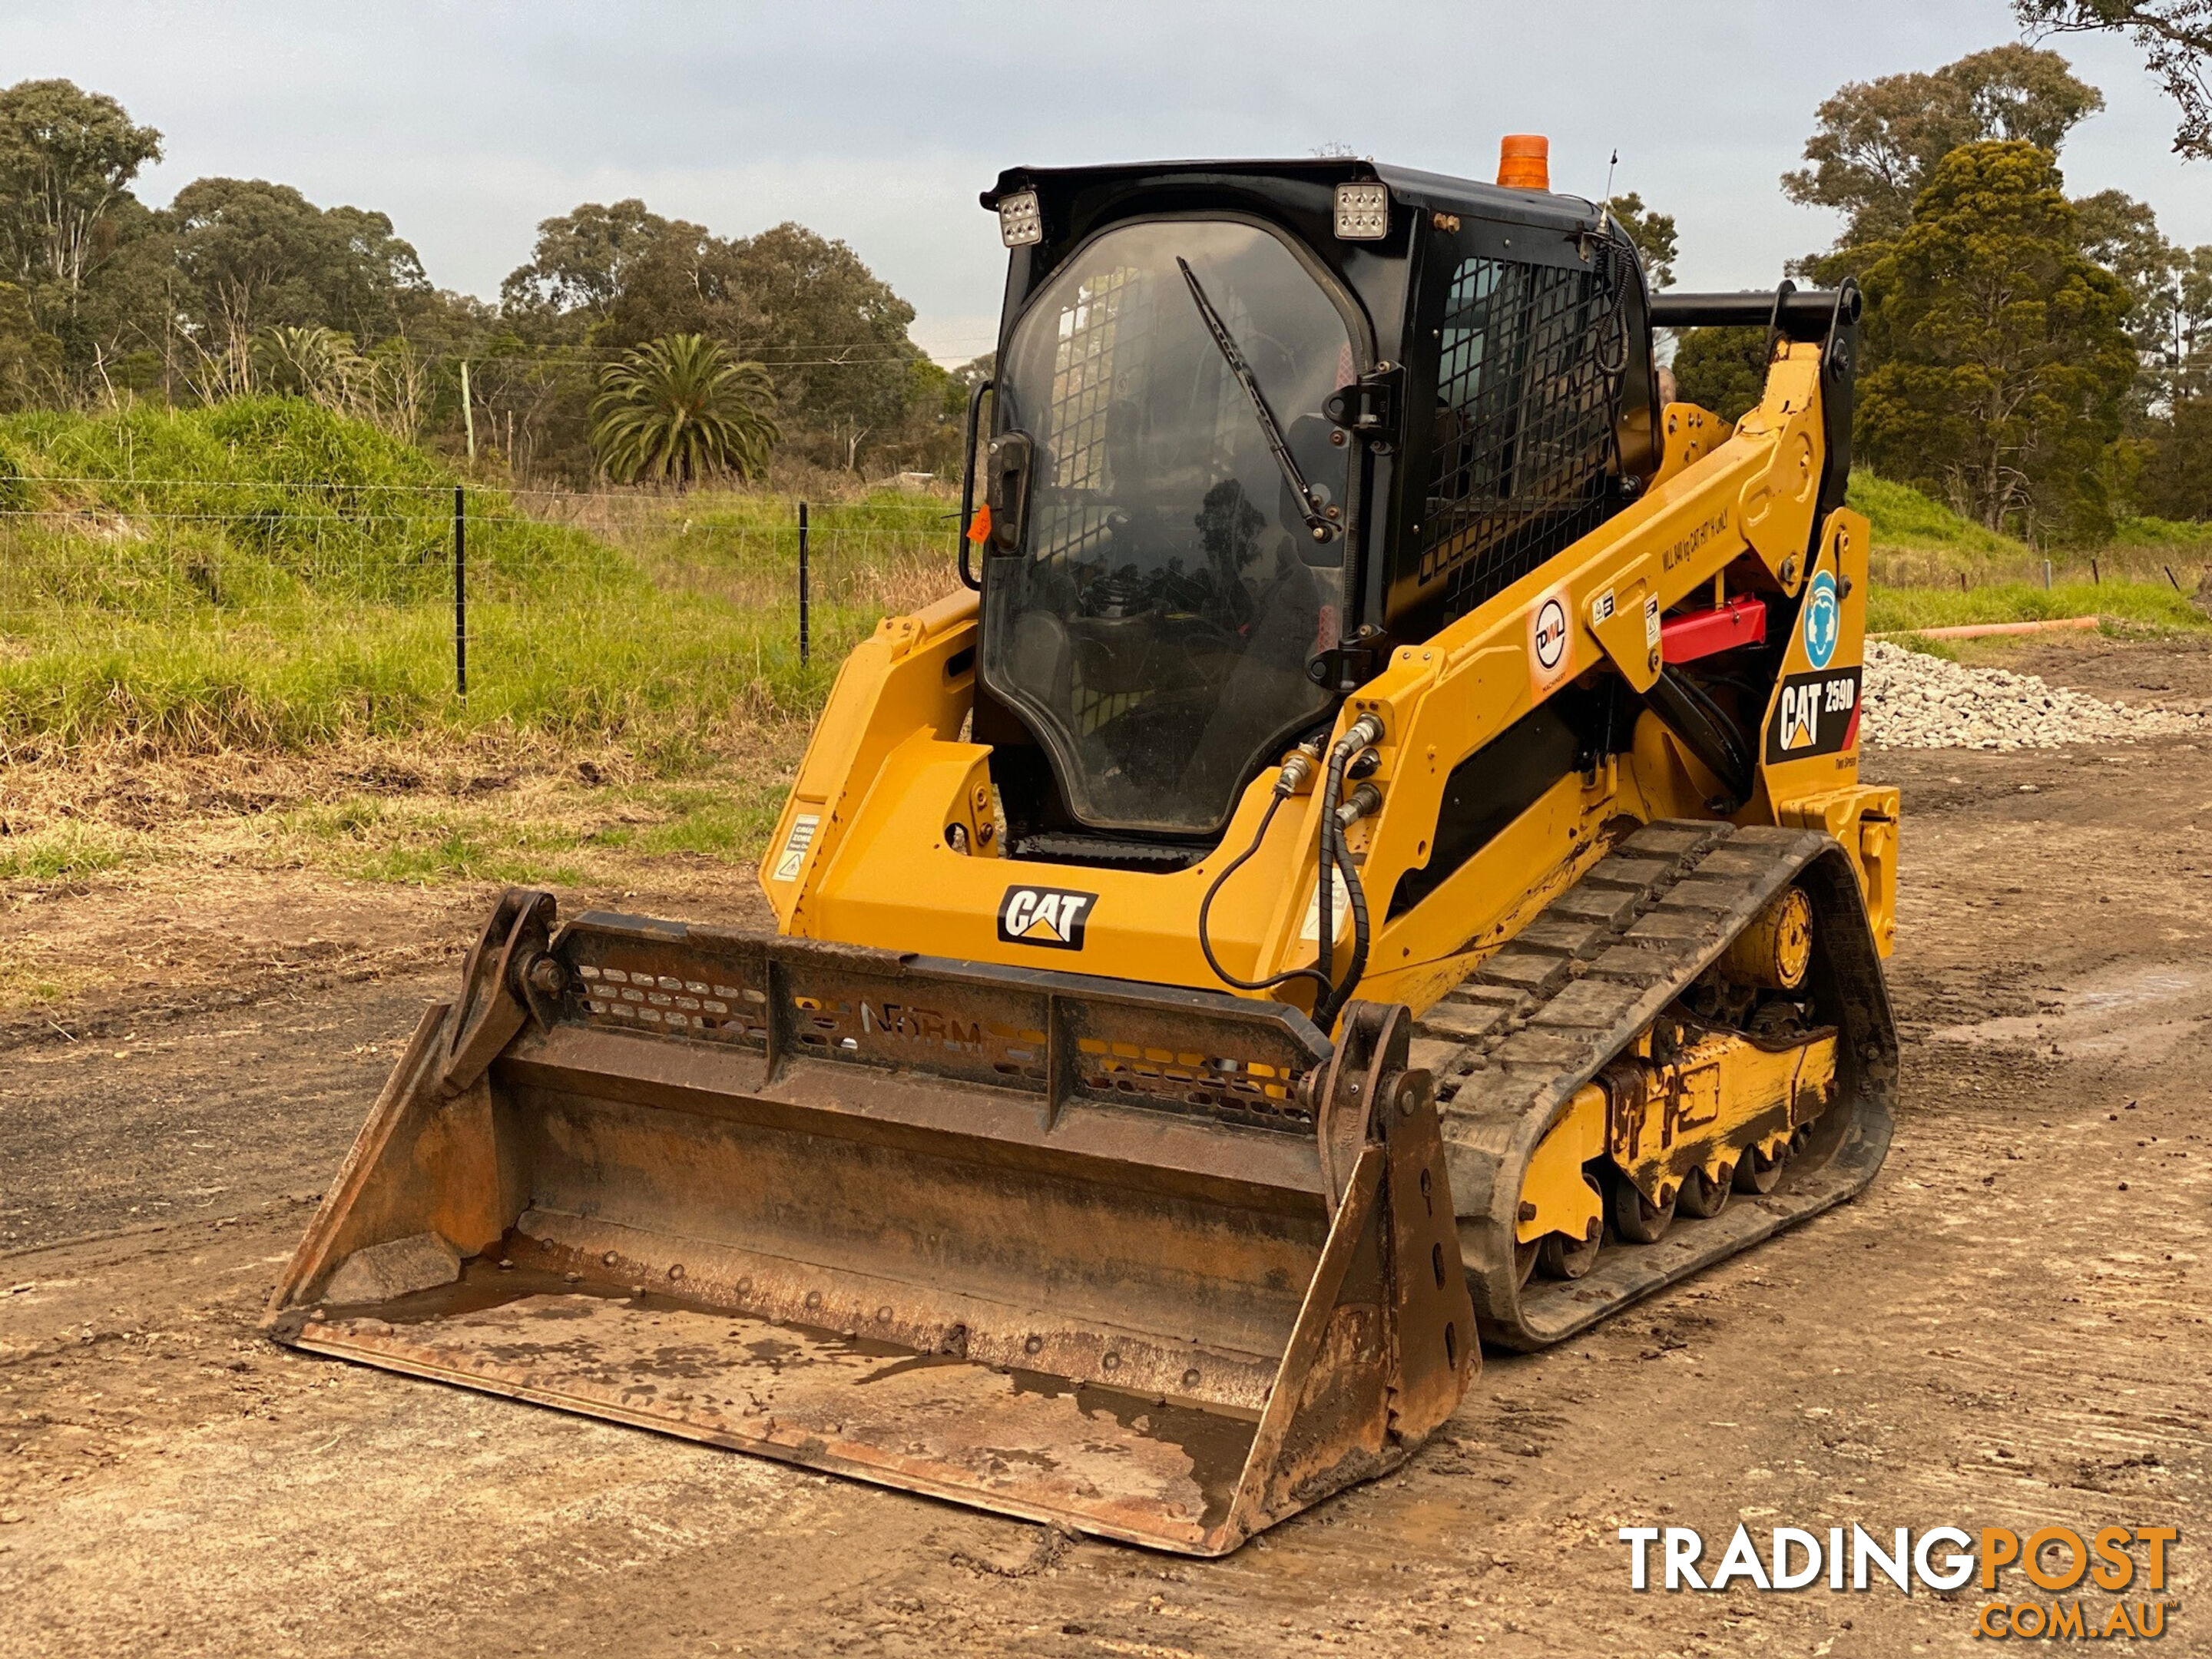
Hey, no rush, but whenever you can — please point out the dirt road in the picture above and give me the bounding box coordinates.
[3,638,2206,1657]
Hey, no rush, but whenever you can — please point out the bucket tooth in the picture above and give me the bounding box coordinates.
[267,893,1475,1555]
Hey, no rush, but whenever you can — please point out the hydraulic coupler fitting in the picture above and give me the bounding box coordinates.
[1275,743,1323,796]
[1335,781,1383,829]
[1332,713,1385,763]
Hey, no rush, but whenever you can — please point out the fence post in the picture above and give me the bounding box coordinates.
[453,484,468,699]
[460,359,476,463]
[797,499,810,666]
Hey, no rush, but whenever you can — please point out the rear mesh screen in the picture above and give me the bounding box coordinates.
[1419,256,1624,622]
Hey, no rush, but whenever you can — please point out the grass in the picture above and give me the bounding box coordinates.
[1846,471,2212,567]
[305,801,592,887]
[1847,472,2028,559]
[8,406,2207,897]
[588,781,790,859]
[1866,579,2209,634]
[1849,470,2212,636]
[2111,513,2212,554]
[269,772,794,886]
[0,820,137,881]
[0,401,956,894]
[0,399,955,759]
[0,952,106,1008]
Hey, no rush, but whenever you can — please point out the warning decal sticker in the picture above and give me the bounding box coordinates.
[771,814,820,883]
[1529,579,1575,696]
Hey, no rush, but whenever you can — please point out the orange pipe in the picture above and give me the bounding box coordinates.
[1873,616,2101,641]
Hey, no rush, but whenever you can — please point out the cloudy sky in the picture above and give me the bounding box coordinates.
[12,2,2208,360]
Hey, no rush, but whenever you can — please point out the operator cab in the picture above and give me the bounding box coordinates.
[972,158,1661,862]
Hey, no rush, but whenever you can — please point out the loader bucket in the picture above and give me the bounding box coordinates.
[266,891,1475,1555]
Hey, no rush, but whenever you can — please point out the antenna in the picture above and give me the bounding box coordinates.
[1601,147,1620,217]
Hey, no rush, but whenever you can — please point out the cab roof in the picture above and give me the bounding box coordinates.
[981,158,1604,237]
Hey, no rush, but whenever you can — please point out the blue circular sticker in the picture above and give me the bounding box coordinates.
[1803,570,1839,670]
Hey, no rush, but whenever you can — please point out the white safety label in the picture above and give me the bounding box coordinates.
[771,813,820,883]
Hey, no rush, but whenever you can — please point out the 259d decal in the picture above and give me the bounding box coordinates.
[1766,667,1863,764]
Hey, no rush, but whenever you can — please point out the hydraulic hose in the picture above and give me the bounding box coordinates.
[1313,717,1382,1031]
[1313,796,1374,1032]
[1196,719,1382,1028]
[1197,750,1333,1002]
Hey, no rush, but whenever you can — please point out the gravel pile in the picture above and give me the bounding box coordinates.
[1860,639,2203,750]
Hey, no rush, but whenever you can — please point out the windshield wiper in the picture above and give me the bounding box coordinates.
[1176,257,1336,543]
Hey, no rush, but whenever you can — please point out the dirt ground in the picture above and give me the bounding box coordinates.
[2,635,2207,1657]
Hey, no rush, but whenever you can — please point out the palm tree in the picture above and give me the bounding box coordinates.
[591,334,779,488]
[254,325,359,399]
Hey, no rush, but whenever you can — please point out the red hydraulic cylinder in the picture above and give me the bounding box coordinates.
[1661,594,1767,664]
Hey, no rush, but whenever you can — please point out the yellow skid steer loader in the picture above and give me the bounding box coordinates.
[269,141,1898,1556]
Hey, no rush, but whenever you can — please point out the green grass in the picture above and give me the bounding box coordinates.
[1846,472,2028,558]
[351,825,585,887]
[1875,631,1960,661]
[0,821,136,882]
[274,773,794,886]
[1848,469,2211,597]
[588,781,790,859]
[1866,579,2210,634]
[0,400,951,757]
[282,796,591,886]
[0,953,103,1005]
[2111,514,2212,555]
[2,590,869,753]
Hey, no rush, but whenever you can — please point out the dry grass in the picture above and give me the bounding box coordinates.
[0,717,807,935]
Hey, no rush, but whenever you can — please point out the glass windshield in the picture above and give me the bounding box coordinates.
[984,218,1356,837]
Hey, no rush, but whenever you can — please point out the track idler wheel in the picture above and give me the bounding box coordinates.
[1724,886,1814,990]
[1611,1174,1677,1243]
[1677,1163,1734,1219]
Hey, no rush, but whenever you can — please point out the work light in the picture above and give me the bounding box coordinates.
[1333,182,1389,240]
[997,190,1042,247]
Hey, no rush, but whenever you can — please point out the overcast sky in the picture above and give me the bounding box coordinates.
[11,2,2208,361]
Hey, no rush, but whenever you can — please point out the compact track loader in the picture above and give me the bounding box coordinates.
[270,142,1898,1555]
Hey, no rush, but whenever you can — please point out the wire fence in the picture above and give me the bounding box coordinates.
[24,468,2201,757]
[0,478,967,752]
[1869,545,2212,594]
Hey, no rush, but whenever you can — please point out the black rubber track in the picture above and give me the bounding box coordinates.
[1411,820,1898,1352]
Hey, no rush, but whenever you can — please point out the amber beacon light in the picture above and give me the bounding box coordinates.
[1497,134,1550,190]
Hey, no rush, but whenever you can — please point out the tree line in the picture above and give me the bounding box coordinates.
[1643,41,2212,540]
[1,28,2207,530]
[0,78,972,485]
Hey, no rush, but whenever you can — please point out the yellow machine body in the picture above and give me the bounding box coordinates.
[763,351,1897,1005]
